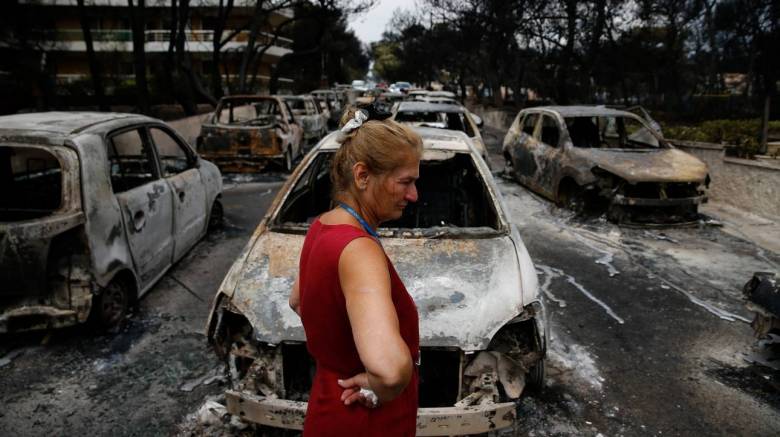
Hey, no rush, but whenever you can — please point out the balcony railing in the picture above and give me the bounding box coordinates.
[40,29,293,49]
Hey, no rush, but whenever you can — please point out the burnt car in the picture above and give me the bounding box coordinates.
[744,272,780,338]
[502,106,710,224]
[280,95,329,145]
[1,112,222,333]
[197,95,304,173]
[391,101,489,164]
[310,89,342,129]
[206,128,546,435]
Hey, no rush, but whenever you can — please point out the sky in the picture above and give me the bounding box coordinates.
[348,0,419,44]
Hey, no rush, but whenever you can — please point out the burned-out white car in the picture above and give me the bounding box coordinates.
[392,101,489,164]
[0,112,222,333]
[280,95,329,145]
[206,128,546,435]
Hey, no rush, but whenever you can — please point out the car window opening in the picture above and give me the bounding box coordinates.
[565,116,662,149]
[396,111,474,137]
[0,146,63,222]
[274,151,501,236]
[216,98,280,126]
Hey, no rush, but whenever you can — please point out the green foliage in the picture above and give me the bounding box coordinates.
[666,119,780,157]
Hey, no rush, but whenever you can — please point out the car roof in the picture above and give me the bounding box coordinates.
[0,111,149,137]
[319,126,473,153]
[527,105,635,118]
[396,101,465,113]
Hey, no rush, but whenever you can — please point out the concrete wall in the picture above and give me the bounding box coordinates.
[168,113,212,146]
[468,105,516,132]
[673,140,780,220]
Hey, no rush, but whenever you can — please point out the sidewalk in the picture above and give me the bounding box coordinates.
[701,201,780,256]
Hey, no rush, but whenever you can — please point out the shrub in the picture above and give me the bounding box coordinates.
[666,119,780,158]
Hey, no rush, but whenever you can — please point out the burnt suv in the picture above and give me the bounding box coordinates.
[502,106,709,224]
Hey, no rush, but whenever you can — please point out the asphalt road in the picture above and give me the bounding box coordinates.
[1,129,779,436]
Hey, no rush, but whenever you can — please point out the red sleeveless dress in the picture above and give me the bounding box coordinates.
[298,218,419,437]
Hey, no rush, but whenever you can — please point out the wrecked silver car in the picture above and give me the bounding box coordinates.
[502,106,709,224]
[206,128,546,435]
[197,95,304,173]
[392,101,489,164]
[280,95,329,145]
[0,112,222,333]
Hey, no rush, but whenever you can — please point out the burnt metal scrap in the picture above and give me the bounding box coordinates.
[197,95,304,173]
[206,127,546,435]
[502,106,710,224]
[744,272,780,338]
[1,111,222,333]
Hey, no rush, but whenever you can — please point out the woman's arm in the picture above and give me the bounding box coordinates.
[337,237,413,404]
[289,275,301,317]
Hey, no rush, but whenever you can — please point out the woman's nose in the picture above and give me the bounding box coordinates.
[405,183,418,203]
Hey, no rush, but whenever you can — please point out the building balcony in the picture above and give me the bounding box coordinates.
[37,29,293,57]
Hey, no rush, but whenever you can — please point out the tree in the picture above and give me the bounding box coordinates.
[77,0,108,110]
[128,0,150,114]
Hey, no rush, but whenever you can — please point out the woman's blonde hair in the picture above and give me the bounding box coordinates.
[331,106,423,196]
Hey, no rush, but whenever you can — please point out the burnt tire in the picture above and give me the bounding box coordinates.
[558,183,586,214]
[208,199,224,231]
[526,357,546,393]
[91,280,132,329]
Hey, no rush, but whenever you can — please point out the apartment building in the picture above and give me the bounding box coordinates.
[13,0,294,93]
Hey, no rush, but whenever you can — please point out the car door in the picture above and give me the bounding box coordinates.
[147,125,208,262]
[283,101,304,156]
[509,112,541,186]
[107,127,174,287]
[532,114,564,197]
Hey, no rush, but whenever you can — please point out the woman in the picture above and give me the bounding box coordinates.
[288,107,422,436]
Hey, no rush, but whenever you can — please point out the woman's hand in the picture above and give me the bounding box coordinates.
[338,373,378,408]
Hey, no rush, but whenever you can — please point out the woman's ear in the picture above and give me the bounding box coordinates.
[352,161,370,190]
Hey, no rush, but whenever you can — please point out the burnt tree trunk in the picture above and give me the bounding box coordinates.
[77,0,108,110]
[128,0,150,114]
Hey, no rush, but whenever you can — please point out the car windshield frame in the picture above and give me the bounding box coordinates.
[268,148,509,239]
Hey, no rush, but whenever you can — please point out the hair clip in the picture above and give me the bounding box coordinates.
[340,109,368,134]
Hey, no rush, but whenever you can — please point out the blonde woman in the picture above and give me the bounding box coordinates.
[289,107,422,436]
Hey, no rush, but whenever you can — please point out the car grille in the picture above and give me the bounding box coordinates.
[280,344,463,407]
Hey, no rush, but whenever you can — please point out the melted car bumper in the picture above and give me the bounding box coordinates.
[225,390,517,435]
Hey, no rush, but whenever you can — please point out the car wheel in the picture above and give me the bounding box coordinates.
[208,199,224,231]
[526,357,546,393]
[558,185,585,214]
[91,279,132,329]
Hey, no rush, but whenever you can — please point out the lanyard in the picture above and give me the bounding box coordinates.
[338,202,380,239]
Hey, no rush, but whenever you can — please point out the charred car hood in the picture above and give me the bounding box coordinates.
[580,148,708,183]
[227,230,526,351]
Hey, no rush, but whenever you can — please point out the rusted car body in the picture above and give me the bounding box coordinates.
[0,112,222,333]
[391,101,489,164]
[502,106,710,224]
[280,95,329,145]
[206,128,546,435]
[197,95,303,173]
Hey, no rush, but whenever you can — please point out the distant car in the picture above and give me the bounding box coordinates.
[406,90,430,101]
[391,101,489,163]
[390,81,412,93]
[310,89,343,128]
[197,95,304,173]
[420,96,484,127]
[206,127,546,435]
[0,112,223,333]
[281,95,329,145]
[502,106,710,223]
[350,79,368,91]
